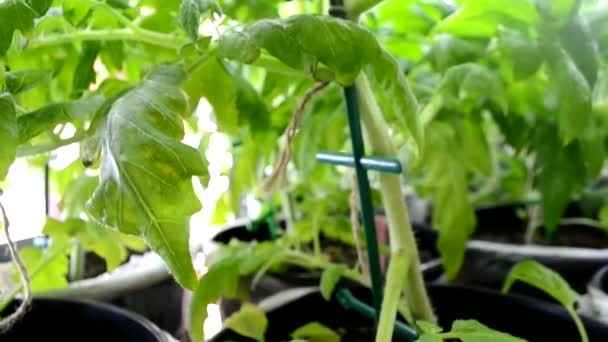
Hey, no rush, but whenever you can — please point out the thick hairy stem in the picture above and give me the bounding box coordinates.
[375,249,409,342]
[355,75,436,327]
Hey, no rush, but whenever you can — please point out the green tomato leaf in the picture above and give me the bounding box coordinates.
[416,122,476,279]
[320,264,346,300]
[17,96,105,143]
[86,64,205,290]
[72,42,101,98]
[427,34,484,73]
[435,0,539,37]
[365,48,424,153]
[559,17,599,87]
[13,246,69,292]
[26,0,52,16]
[439,63,507,114]
[238,242,282,276]
[0,0,38,56]
[546,46,592,145]
[503,260,579,308]
[5,69,52,95]
[534,127,586,232]
[291,322,340,342]
[189,259,240,342]
[218,14,377,85]
[448,320,526,342]
[178,0,219,41]
[218,14,423,151]
[0,93,18,180]
[461,114,492,175]
[497,29,542,80]
[416,334,443,342]
[417,320,442,334]
[535,0,578,26]
[224,303,268,342]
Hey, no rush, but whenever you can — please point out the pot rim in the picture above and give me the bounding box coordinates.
[466,239,608,261]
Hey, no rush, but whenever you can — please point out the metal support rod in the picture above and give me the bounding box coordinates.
[316,151,402,174]
[342,85,384,319]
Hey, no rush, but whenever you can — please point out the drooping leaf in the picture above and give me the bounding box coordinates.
[546,46,592,145]
[534,127,586,232]
[189,259,241,342]
[5,69,52,95]
[178,0,219,41]
[218,15,377,85]
[320,264,346,300]
[0,93,18,180]
[224,303,268,342]
[218,14,423,151]
[291,322,340,342]
[461,114,492,175]
[503,260,579,308]
[86,64,205,290]
[416,121,476,279]
[13,246,69,292]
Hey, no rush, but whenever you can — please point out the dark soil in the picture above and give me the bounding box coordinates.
[470,202,608,248]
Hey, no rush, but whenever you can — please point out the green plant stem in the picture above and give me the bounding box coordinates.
[28,29,185,50]
[69,241,85,281]
[16,133,86,157]
[375,249,409,342]
[420,94,443,127]
[344,0,386,18]
[280,191,299,250]
[0,240,71,313]
[355,75,436,329]
[567,307,589,342]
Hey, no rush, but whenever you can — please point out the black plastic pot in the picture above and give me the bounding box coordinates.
[212,220,441,320]
[0,297,169,341]
[430,202,608,294]
[210,284,608,341]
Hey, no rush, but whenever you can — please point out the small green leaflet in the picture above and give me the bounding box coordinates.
[178,0,219,41]
[17,96,105,143]
[86,64,206,290]
[0,93,18,180]
[72,42,101,98]
[438,63,507,114]
[5,69,52,95]
[416,320,526,341]
[503,260,579,308]
[291,322,340,342]
[224,303,268,342]
[435,0,539,37]
[0,1,37,56]
[320,264,346,300]
[218,14,423,152]
[189,259,240,342]
[428,34,484,73]
[13,246,69,292]
[546,46,592,145]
